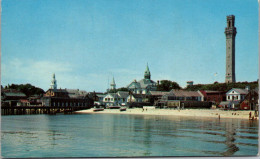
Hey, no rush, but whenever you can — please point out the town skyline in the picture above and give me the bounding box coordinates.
[1,0,258,92]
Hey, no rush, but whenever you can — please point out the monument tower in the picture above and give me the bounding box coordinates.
[225,15,237,83]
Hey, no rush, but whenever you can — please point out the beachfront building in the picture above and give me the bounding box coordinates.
[94,93,106,106]
[219,88,249,109]
[226,88,248,101]
[103,91,129,107]
[158,89,210,109]
[126,64,157,95]
[240,88,259,110]
[126,93,151,108]
[199,90,226,104]
[127,94,143,103]
[148,91,169,106]
[161,89,204,102]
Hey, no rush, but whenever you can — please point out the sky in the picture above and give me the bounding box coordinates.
[1,0,259,92]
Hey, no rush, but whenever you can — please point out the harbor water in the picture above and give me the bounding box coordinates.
[1,114,259,157]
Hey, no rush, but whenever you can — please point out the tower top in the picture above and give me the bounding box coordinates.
[110,76,116,90]
[50,73,57,90]
[111,76,115,85]
[144,63,151,80]
[225,15,237,38]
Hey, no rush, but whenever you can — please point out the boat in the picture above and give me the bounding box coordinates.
[120,107,127,111]
[93,108,104,112]
[108,106,121,109]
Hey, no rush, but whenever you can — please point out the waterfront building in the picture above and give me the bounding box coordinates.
[17,99,30,106]
[199,90,226,104]
[161,89,204,102]
[103,91,129,107]
[148,91,169,106]
[127,94,144,103]
[1,89,27,107]
[42,88,93,107]
[226,88,248,101]
[225,15,237,83]
[42,75,93,107]
[240,88,258,110]
[158,89,210,108]
[126,64,157,94]
[94,93,106,106]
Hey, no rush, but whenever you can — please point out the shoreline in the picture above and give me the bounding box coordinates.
[75,108,258,120]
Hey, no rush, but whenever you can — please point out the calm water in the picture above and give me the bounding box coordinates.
[1,113,259,157]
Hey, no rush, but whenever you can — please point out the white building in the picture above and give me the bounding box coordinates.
[226,88,249,101]
[103,91,129,107]
[127,64,157,94]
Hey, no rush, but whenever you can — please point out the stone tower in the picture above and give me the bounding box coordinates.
[144,63,151,80]
[110,76,116,90]
[50,73,57,90]
[225,15,237,83]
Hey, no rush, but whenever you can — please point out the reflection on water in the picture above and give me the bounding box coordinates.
[1,114,259,157]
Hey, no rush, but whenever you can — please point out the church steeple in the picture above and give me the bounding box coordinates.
[50,73,57,90]
[144,63,151,80]
[110,76,116,90]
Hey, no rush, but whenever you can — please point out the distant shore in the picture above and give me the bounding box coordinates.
[75,108,258,120]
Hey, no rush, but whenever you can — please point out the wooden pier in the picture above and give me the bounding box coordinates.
[1,106,90,115]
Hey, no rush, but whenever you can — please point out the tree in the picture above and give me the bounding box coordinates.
[6,83,45,97]
[157,80,181,91]
[185,81,258,92]
[107,87,129,93]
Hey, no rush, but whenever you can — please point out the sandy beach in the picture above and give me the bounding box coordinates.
[75,108,258,120]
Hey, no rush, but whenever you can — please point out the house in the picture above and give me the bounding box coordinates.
[42,88,93,108]
[159,89,210,109]
[1,89,27,107]
[126,64,157,94]
[161,89,204,102]
[200,90,226,104]
[95,93,106,106]
[103,91,129,107]
[117,91,129,105]
[219,101,240,109]
[28,95,42,106]
[226,88,248,101]
[17,99,30,106]
[126,93,151,108]
[148,91,169,106]
[127,94,144,103]
[240,88,258,110]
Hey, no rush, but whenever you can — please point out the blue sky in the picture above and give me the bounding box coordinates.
[1,0,259,92]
